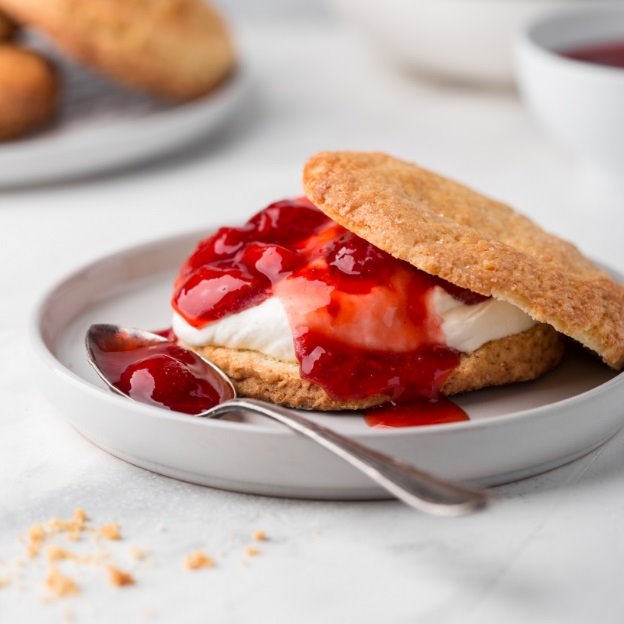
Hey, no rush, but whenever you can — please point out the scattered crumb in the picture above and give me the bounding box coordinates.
[63,606,75,623]
[99,523,121,541]
[27,524,46,558]
[29,524,45,540]
[45,545,75,563]
[83,552,110,566]
[26,512,91,556]
[129,547,149,562]
[9,508,274,603]
[107,565,135,587]
[184,551,215,571]
[44,566,79,599]
[73,509,88,524]
[50,514,87,539]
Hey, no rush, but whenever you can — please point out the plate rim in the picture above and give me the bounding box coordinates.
[0,68,251,184]
[29,227,624,439]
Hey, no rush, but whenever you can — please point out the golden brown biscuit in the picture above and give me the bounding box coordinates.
[0,0,235,101]
[184,324,565,411]
[0,10,18,41]
[303,151,624,369]
[0,45,58,141]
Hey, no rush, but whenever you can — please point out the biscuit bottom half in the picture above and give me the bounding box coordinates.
[180,323,565,411]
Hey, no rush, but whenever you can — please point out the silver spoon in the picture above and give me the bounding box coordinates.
[86,323,488,515]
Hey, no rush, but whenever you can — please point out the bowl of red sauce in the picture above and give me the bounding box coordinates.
[515,6,624,177]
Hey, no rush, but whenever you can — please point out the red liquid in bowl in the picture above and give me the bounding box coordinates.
[560,40,624,69]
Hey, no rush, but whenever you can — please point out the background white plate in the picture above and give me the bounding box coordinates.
[0,36,249,187]
[31,231,624,499]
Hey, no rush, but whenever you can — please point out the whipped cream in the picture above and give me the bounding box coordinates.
[173,288,535,361]
[173,297,296,361]
[431,287,535,352]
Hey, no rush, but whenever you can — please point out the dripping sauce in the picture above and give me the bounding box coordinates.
[173,198,485,409]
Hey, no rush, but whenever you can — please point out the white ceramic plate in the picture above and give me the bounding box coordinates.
[0,36,249,187]
[31,231,624,499]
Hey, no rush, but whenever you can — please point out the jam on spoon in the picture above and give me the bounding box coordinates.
[85,324,488,516]
[86,324,232,415]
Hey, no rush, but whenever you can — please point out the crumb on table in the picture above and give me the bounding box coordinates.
[99,523,121,541]
[107,565,135,587]
[244,546,261,558]
[27,510,91,557]
[27,524,46,557]
[73,509,88,523]
[44,566,79,598]
[129,547,149,562]
[45,545,75,563]
[184,551,215,571]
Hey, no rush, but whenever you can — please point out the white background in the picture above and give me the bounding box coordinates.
[2,5,624,623]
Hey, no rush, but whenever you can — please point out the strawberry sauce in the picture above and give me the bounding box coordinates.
[92,340,230,415]
[365,398,469,429]
[173,198,486,404]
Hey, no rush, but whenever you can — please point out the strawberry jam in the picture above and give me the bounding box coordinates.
[365,398,469,429]
[173,198,486,404]
[560,40,624,70]
[92,340,231,415]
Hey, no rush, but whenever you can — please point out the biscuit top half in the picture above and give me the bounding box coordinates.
[303,151,624,369]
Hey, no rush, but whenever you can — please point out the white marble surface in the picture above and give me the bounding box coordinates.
[2,21,624,624]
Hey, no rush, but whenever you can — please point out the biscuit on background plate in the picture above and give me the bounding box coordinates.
[0,10,18,40]
[0,45,58,141]
[174,152,624,411]
[0,0,235,101]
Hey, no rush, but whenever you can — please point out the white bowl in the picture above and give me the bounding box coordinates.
[329,0,603,86]
[515,7,624,175]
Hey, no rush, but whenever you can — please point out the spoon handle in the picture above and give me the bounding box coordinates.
[205,398,488,516]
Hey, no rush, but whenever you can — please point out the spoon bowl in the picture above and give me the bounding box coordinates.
[86,324,236,408]
[86,323,489,515]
